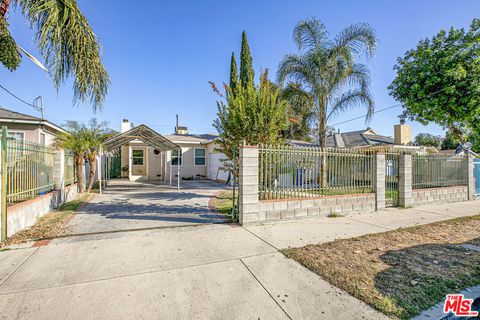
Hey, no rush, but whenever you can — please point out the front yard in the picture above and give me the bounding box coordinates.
[283,215,480,319]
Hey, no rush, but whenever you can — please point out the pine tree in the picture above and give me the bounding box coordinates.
[240,31,254,88]
[229,52,238,94]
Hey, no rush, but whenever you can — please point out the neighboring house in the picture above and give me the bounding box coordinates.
[109,119,229,182]
[0,107,67,145]
[325,128,395,148]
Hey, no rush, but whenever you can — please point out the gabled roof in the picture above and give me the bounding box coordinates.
[165,133,219,144]
[0,107,67,134]
[103,125,179,151]
[326,129,394,148]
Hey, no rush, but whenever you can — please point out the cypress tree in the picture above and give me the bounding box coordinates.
[239,31,254,88]
[229,52,238,94]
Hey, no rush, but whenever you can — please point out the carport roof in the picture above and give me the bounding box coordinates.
[103,125,179,151]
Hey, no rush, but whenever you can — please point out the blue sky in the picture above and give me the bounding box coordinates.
[1,0,480,137]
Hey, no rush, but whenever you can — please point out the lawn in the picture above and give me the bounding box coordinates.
[213,190,237,221]
[0,193,94,248]
[282,215,480,319]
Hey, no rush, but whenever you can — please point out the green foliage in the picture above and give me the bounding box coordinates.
[277,17,377,147]
[414,133,442,148]
[229,52,238,95]
[281,83,314,141]
[389,19,480,140]
[239,31,254,89]
[0,16,21,71]
[213,70,287,161]
[441,130,459,150]
[1,0,110,109]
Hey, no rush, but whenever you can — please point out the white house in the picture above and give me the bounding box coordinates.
[103,119,229,183]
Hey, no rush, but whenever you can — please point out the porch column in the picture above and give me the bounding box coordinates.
[375,153,386,211]
[128,145,133,181]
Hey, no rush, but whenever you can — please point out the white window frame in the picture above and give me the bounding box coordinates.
[171,148,183,166]
[7,130,25,142]
[39,132,46,145]
[194,147,206,166]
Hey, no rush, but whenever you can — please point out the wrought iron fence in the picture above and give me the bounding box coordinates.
[259,145,375,200]
[412,154,467,189]
[64,153,76,186]
[5,139,55,205]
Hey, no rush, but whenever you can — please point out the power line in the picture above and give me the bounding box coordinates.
[0,84,37,109]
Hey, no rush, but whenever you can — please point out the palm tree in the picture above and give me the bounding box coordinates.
[83,119,109,192]
[0,0,109,109]
[54,122,89,193]
[277,17,377,147]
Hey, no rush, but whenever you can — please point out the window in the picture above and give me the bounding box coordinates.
[7,131,25,142]
[194,148,206,166]
[171,149,182,166]
[132,149,144,165]
[39,133,46,145]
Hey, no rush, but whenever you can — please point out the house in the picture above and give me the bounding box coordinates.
[0,107,67,145]
[325,127,395,148]
[105,119,229,183]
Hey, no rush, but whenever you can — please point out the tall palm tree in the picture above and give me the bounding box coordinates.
[277,17,377,147]
[0,0,109,109]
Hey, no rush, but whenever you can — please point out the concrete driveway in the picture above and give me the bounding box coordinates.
[67,179,228,234]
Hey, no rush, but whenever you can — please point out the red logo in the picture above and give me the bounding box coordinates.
[443,294,479,317]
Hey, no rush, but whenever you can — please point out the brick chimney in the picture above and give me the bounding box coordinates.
[394,124,412,145]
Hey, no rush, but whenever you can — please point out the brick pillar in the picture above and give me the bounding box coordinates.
[53,149,65,202]
[375,153,385,211]
[399,154,413,207]
[467,157,475,200]
[239,146,259,225]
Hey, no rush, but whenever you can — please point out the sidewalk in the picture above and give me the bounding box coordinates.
[0,200,478,319]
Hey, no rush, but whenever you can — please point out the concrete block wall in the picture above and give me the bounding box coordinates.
[6,184,78,237]
[258,194,376,222]
[413,186,468,207]
[238,146,260,225]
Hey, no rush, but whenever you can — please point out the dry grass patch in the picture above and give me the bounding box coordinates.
[0,193,94,248]
[282,215,480,319]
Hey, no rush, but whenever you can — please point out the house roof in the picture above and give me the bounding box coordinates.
[165,133,219,144]
[0,107,67,134]
[326,129,394,148]
[103,125,179,151]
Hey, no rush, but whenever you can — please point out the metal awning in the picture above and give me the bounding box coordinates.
[102,125,179,151]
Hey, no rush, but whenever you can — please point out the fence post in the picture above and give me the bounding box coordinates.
[375,153,385,211]
[399,154,413,207]
[467,156,475,200]
[239,145,259,225]
[1,126,7,242]
[53,149,65,203]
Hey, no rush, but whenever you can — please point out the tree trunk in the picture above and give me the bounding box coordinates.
[75,156,85,193]
[319,100,328,189]
[87,157,96,192]
[1,0,11,17]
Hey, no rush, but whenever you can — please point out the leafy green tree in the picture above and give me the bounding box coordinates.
[414,133,442,148]
[240,31,254,89]
[389,19,480,142]
[281,83,314,141]
[82,119,110,192]
[277,17,377,147]
[229,52,238,95]
[441,130,460,150]
[0,0,109,109]
[212,70,287,161]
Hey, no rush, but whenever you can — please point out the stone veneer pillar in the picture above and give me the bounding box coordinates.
[375,153,386,211]
[53,149,65,202]
[239,146,259,225]
[399,153,414,207]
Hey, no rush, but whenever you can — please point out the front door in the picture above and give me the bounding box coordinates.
[131,148,147,179]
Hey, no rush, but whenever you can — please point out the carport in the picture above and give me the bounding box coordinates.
[99,125,182,191]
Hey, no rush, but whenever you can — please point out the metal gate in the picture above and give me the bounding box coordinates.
[385,153,399,207]
[474,158,480,196]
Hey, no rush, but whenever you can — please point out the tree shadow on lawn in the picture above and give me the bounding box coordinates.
[374,238,480,319]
